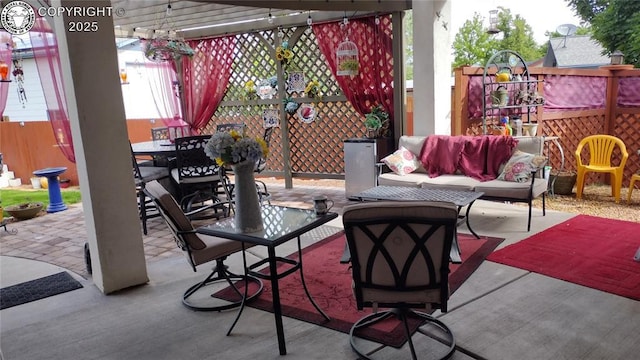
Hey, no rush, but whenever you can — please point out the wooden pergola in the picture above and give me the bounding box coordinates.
[36,0,451,294]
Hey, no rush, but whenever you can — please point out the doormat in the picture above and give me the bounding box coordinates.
[1,272,83,310]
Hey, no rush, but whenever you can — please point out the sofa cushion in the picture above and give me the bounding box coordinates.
[378,172,425,187]
[398,136,427,158]
[497,150,547,182]
[514,136,544,155]
[382,146,420,176]
[420,174,481,191]
[475,178,548,200]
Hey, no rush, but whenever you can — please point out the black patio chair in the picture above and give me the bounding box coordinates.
[130,141,169,235]
[170,135,229,219]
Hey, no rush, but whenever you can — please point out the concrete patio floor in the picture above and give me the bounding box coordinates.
[1,180,639,359]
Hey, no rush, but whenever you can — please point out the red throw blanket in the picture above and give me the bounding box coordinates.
[419,135,517,181]
[419,135,465,177]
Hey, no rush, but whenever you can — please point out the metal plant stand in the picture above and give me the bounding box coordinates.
[1,218,17,235]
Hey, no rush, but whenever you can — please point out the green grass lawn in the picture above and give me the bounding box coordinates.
[1,188,82,217]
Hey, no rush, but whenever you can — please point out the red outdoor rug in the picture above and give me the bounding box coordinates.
[217,231,503,347]
[487,215,640,301]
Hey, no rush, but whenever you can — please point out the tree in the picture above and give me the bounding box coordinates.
[494,7,544,61]
[567,0,640,66]
[451,8,544,70]
[452,13,497,68]
[404,11,414,80]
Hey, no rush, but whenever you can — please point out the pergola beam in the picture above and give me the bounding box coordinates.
[202,0,411,12]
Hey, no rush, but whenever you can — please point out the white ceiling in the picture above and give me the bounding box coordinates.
[110,0,412,39]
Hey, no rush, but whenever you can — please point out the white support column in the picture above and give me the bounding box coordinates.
[412,0,452,136]
[52,0,148,293]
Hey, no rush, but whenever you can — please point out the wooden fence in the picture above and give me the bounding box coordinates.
[453,65,640,187]
[2,65,639,188]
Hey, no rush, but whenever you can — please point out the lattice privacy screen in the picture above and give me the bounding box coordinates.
[203,24,382,177]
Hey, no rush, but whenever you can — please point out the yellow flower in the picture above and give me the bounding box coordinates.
[257,137,269,157]
[245,80,255,89]
[283,49,293,59]
[215,158,224,166]
[229,129,242,140]
[276,52,284,61]
[276,46,283,55]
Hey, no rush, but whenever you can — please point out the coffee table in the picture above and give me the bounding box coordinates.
[352,186,484,263]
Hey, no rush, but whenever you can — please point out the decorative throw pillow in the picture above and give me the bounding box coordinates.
[497,150,547,182]
[382,147,420,176]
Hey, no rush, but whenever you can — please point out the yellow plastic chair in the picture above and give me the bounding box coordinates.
[628,173,640,204]
[574,135,628,203]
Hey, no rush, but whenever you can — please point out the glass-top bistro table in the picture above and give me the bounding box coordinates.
[197,204,338,356]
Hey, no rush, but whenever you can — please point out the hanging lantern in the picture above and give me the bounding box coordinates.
[336,38,359,76]
[119,68,128,84]
[167,115,190,143]
[487,9,500,35]
[0,60,9,81]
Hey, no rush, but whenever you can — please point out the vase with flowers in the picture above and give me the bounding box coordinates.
[204,130,269,233]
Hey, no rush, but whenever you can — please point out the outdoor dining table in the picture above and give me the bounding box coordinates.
[130,140,176,157]
[196,204,338,356]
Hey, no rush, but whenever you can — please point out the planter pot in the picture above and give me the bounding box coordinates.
[8,178,21,187]
[550,170,577,195]
[365,128,381,139]
[5,202,44,220]
[31,177,41,189]
[60,179,71,188]
[522,123,538,136]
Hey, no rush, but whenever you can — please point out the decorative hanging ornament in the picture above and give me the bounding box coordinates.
[262,108,279,129]
[336,19,359,77]
[297,103,316,124]
[144,37,194,62]
[286,71,305,93]
[12,57,27,107]
[0,60,9,81]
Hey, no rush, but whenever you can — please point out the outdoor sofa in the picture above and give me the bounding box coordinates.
[377,135,548,231]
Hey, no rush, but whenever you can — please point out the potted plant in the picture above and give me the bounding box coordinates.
[363,105,389,138]
[5,202,44,220]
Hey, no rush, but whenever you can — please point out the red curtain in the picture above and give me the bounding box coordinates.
[29,16,75,163]
[0,31,12,118]
[178,36,236,132]
[313,15,394,123]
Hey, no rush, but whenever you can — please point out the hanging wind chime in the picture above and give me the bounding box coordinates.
[13,55,26,108]
[336,17,359,77]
